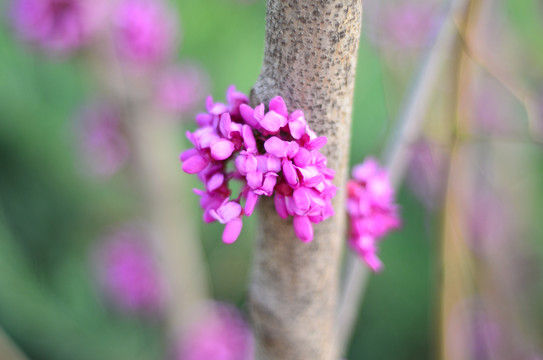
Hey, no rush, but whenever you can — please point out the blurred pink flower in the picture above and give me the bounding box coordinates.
[365,1,439,52]
[381,3,437,49]
[77,103,129,178]
[155,63,210,116]
[384,3,436,48]
[95,224,163,313]
[347,158,401,272]
[113,0,177,66]
[407,140,448,209]
[11,0,105,53]
[177,302,253,360]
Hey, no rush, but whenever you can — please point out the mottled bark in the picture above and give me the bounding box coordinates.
[249,1,362,359]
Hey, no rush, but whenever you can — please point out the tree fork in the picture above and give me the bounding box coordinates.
[249,1,363,359]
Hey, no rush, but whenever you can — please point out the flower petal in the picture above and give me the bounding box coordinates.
[282,160,298,186]
[288,110,307,139]
[260,173,278,196]
[274,194,288,219]
[245,190,258,216]
[239,104,257,127]
[306,136,327,151]
[269,96,288,117]
[254,103,265,121]
[286,141,300,159]
[264,137,288,158]
[247,171,263,189]
[293,187,311,212]
[260,111,285,132]
[222,217,243,244]
[210,139,235,160]
[182,154,209,174]
[293,147,311,167]
[206,172,224,192]
[211,201,242,224]
[180,148,199,162]
[242,125,256,152]
[293,215,313,242]
[219,113,232,138]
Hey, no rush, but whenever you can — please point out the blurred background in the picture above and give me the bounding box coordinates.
[0,0,542,359]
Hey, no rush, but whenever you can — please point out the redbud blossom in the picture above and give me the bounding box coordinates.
[11,0,105,53]
[181,86,336,244]
[94,224,163,313]
[176,302,253,360]
[347,158,401,272]
[112,0,176,66]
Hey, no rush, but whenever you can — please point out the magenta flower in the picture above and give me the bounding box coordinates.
[181,86,336,243]
[94,224,163,313]
[176,302,253,360]
[11,0,105,53]
[77,103,129,178]
[155,63,210,116]
[112,0,176,66]
[347,158,401,272]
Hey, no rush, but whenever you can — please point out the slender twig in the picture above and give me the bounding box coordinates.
[337,0,471,352]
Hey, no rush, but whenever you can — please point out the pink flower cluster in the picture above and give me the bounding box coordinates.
[94,224,163,313]
[181,86,336,243]
[11,0,175,66]
[347,158,400,272]
[11,0,105,53]
[176,302,253,360]
[113,0,176,66]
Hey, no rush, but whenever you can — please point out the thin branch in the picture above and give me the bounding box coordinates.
[337,0,471,352]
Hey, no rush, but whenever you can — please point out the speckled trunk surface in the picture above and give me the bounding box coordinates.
[249,1,362,359]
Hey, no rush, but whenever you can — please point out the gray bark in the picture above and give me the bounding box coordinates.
[249,1,363,359]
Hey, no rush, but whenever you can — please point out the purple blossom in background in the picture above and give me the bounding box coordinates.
[11,0,105,53]
[407,140,447,209]
[94,224,163,313]
[381,2,437,49]
[365,1,439,52]
[181,86,336,243]
[155,63,210,116]
[176,302,253,360]
[347,158,401,272]
[113,0,176,66]
[77,103,129,178]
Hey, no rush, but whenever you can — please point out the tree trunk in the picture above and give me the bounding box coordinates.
[249,1,362,359]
